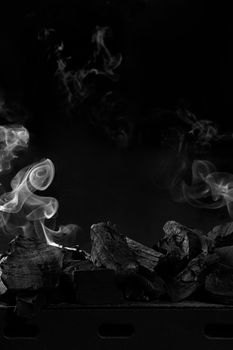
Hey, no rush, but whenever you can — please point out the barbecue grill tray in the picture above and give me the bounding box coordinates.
[1,301,233,350]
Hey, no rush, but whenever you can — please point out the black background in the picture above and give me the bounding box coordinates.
[0,0,232,251]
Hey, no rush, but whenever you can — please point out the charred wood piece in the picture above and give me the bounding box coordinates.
[205,264,233,304]
[0,233,64,291]
[166,253,219,302]
[90,222,165,301]
[156,221,213,260]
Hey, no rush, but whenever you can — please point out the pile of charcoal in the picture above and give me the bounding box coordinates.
[86,220,233,304]
[1,219,233,317]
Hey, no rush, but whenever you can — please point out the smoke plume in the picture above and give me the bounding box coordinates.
[0,157,78,249]
[175,159,233,218]
[39,26,122,106]
[0,125,29,174]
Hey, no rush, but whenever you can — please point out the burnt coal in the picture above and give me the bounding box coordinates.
[1,219,233,318]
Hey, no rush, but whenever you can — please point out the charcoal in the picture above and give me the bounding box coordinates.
[90,221,138,272]
[75,269,124,305]
[62,259,98,284]
[205,264,233,304]
[118,272,166,301]
[207,222,233,247]
[90,221,165,301]
[126,237,163,274]
[214,246,233,267]
[156,221,213,260]
[154,220,214,279]
[155,253,189,279]
[61,257,125,304]
[0,266,7,295]
[166,253,219,302]
[0,230,64,291]
[71,247,91,261]
[91,221,163,273]
[1,217,232,306]
[62,247,92,273]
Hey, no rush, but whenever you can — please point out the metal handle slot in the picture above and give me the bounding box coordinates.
[98,323,135,338]
[3,323,39,340]
[204,323,233,339]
